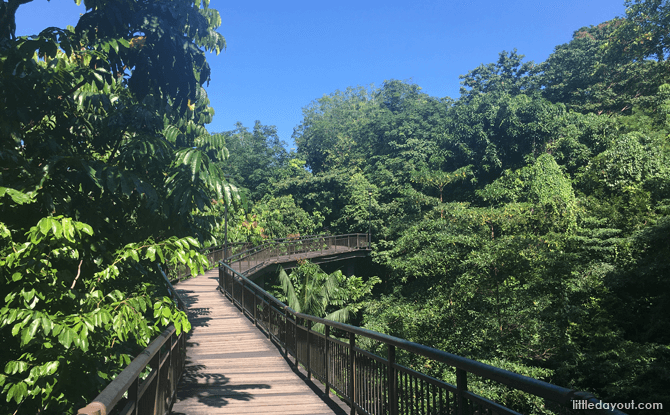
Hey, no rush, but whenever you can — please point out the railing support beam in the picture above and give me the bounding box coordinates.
[325,325,330,397]
[307,320,312,380]
[388,345,397,415]
[457,368,468,415]
[349,332,356,415]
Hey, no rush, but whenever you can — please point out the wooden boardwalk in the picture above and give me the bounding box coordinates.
[171,269,348,415]
[228,245,367,277]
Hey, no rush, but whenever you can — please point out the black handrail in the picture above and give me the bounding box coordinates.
[77,266,191,415]
[218,261,626,415]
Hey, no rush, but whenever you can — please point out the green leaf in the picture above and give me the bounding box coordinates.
[43,361,59,376]
[39,218,51,236]
[7,381,28,404]
[41,317,53,336]
[146,246,157,262]
[21,319,40,346]
[5,360,28,375]
[58,327,76,349]
[78,223,94,236]
[163,125,182,143]
[62,218,75,242]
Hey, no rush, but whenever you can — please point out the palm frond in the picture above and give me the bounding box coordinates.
[278,266,300,313]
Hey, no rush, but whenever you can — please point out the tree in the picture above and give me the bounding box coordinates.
[0,0,234,412]
[220,121,289,201]
[541,19,669,115]
[444,91,564,185]
[607,0,670,62]
[293,85,378,173]
[251,195,324,239]
[274,261,379,328]
[458,49,541,103]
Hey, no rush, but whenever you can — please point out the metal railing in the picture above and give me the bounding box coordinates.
[218,262,626,415]
[226,233,370,275]
[164,242,251,282]
[77,267,189,415]
[202,241,251,268]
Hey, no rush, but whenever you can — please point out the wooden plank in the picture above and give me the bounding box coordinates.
[171,269,347,415]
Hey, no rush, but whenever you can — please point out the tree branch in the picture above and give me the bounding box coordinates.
[0,0,35,41]
[70,259,84,289]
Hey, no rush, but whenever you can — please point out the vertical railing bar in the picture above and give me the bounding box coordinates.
[420,378,424,415]
[423,378,427,415]
[364,355,368,413]
[388,344,397,415]
[129,377,139,415]
[373,361,377,415]
[402,372,406,415]
[414,374,419,415]
[410,373,415,415]
[297,318,301,366]
[443,386,447,415]
[253,290,258,328]
[151,346,161,415]
[283,307,288,356]
[324,327,329,397]
[456,368,467,415]
[307,320,312,380]
[348,332,355,415]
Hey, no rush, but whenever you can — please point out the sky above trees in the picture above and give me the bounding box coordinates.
[16,0,625,148]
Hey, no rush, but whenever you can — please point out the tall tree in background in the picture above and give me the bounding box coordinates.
[221,121,289,201]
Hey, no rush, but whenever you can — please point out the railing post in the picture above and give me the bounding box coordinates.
[151,349,161,415]
[253,291,257,327]
[285,308,290,357]
[325,325,330,397]
[307,319,311,381]
[456,368,468,415]
[348,332,356,415]
[294,317,299,367]
[388,345,397,415]
[129,377,139,415]
[241,277,245,311]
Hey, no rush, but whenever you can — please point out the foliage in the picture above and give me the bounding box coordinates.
[251,195,324,240]
[273,261,380,329]
[458,49,541,102]
[0,0,235,412]
[219,121,289,201]
[0,214,203,412]
[281,3,670,410]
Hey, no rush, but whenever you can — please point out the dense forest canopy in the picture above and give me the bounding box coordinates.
[218,1,670,411]
[1,0,669,413]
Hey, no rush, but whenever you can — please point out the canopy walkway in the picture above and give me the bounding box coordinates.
[223,233,371,279]
[77,233,625,415]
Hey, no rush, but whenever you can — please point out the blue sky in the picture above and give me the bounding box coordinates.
[16,0,626,149]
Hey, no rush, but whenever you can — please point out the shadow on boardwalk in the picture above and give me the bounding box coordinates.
[171,363,269,413]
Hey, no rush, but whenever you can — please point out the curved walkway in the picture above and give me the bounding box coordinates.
[171,269,348,415]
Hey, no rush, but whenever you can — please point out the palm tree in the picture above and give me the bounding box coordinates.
[276,261,351,328]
